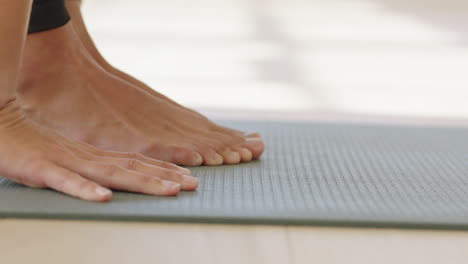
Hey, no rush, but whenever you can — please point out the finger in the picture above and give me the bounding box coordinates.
[71,140,191,175]
[34,160,112,202]
[61,143,198,191]
[61,158,181,196]
[74,152,198,191]
[242,137,265,160]
[111,159,198,191]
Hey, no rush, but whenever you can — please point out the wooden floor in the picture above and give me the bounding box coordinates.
[2,1,468,263]
[2,219,468,264]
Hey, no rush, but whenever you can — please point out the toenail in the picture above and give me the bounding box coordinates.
[192,153,203,165]
[245,132,261,138]
[214,153,223,164]
[241,148,252,156]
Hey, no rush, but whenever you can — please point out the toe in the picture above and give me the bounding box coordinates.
[244,131,262,138]
[205,152,224,166]
[172,147,203,166]
[219,148,242,164]
[243,137,265,160]
[203,137,242,165]
[193,145,223,166]
[211,125,263,161]
[142,143,202,166]
[233,147,253,162]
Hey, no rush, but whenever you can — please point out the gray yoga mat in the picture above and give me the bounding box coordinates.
[2,120,468,230]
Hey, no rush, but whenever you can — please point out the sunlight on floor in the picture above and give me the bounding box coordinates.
[82,0,468,118]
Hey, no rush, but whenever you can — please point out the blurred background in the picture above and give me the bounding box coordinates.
[82,0,468,121]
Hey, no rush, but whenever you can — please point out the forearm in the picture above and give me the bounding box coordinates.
[0,0,32,106]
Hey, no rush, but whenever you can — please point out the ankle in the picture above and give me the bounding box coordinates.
[0,97,16,111]
[22,26,75,68]
[0,79,17,108]
[67,0,82,5]
[19,24,86,94]
[0,98,22,126]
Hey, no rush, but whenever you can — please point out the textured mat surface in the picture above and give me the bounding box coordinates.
[2,121,468,229]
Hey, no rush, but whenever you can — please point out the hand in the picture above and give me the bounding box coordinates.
[0,99,198,202]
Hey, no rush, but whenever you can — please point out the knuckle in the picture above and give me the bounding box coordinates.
[125,159,139,170]
[51,172,70,190]
[125,152,139,160]
[167,171,183,181]
[76,179,95,192]
[139,175,159,186]
[99,164,121,178]
[16,156,48,186]
[140,175,152,185]
[135,176,161,193]
[25,157,47,173]
[151,177,163,185]
[162,161,173,169]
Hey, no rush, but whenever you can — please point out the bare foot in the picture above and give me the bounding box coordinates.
[19,23,264,166]
[65,0,265,158]
[0,99,198,202]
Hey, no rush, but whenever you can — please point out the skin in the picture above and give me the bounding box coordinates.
[0,0,198,202]
[18,17,265,167]
[67,0,265,163]
[65,0,263,140]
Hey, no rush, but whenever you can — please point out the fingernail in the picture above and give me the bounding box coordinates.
[183,175,198,184]
[179,167,191,174]
[162,180,181,190]
[95,187,111,197]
